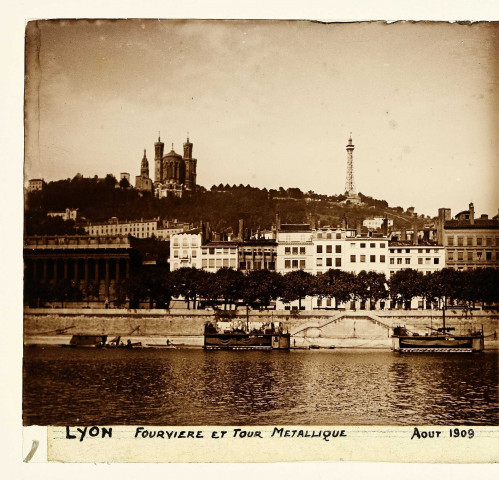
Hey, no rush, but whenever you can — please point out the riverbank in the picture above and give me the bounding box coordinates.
[24,307,499,350]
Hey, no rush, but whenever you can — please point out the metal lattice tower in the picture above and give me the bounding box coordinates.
[345,133,356,196]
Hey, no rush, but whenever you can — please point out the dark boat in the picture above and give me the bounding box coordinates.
[203,321,290,350]
[62,335,141,348]
[392,326,484,353]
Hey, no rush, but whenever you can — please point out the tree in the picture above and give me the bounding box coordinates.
[171,267,203,309]
[281,270,313,309]
[355,271,388,309]
[316,269,355,309]
[389,269,423,309]
[213,268,244,310]
[119,177,130,189]
[242,270,283,309]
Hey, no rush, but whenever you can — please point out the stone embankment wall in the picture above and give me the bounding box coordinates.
[24,308,499,349]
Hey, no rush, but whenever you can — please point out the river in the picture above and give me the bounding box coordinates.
[23,347,498,426]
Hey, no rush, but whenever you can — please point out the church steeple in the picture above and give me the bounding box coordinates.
[141,149,149,177]
[183,135,193,159]
[154,132,164,183]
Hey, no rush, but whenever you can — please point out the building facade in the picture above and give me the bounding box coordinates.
[363,217,394,230]
[238,239,277,273]
[388,242,445,277]
[276,224,314,273]
[85,217,160,239]
[169,231,203,270]
[47,208,79,222]
[437,203,499,270]
[28,179,44,192]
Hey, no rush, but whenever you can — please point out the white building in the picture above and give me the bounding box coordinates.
[363,216,393,230]
[387,242,445,277]
[85,217,159,239]
[343,235,389,275]
[200,241,238,272]
[28,179,43,192]
[169,230,203,270]
[155,221,191,240]
[311,227,357,275]
[47,208,79,222]
[276,224,314,273]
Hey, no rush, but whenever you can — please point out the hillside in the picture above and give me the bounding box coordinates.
[25,176,432,236]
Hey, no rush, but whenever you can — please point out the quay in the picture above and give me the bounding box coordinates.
[24,308,499,350]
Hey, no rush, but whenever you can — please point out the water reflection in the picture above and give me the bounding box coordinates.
[23,348,498,426]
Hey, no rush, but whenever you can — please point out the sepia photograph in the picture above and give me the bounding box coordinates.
[20,16,498,459]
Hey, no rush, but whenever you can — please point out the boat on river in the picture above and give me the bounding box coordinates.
[392,326,484,353]
[203,320,290,350]
[62,334,142,348]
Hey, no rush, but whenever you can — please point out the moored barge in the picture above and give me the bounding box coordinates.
[204,321,290,350]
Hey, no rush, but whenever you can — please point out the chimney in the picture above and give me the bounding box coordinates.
[356,221,362,236]
[382,216,388,236]
[437,208,451,245]
[469,202,475,225]
[423,230,430,242]
[412,222,418,245]
[342,214,348,230]
[238,219,244,241]
[401,228,407,241]
[275,213,281,231]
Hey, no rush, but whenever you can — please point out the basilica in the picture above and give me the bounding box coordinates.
[135,134,197,198]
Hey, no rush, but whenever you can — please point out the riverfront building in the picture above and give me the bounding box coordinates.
[23,235,137,305]
[200,241,239,272]
[437,203,499,270]
[276,224,314,273]
[169,230,203,270]
[238,239,277,273]
[388,242,445,277]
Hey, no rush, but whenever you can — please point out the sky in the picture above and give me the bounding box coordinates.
[25,20,498,217]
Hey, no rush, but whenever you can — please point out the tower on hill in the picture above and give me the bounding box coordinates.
[344,134,361,203]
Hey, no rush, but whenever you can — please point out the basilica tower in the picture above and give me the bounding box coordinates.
[154,134,164,183]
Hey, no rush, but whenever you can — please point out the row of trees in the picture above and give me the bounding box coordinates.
[25,267,499,311]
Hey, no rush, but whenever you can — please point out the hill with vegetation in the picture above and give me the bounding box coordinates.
[25,175,433,236]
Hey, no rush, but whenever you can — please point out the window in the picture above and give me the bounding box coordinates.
[173,238,179,246]
[426,249,431,253]
[477,237,482,246]
[299,260,306,269]
[380,255,386,264]
[390,258,395,264]
[467,251,473,261]
[300,247,306,254]
[397,249,402,253]
[173,250,179,258]
[405,249,410,253]
[317,233,322,239]
[202,259,208,268]
[336,233,342,239]
[285,260,291,269]
[418,249,423,253]
[317,298,322,307]
[405,258,410,264]
[370,243,376,248]
[434,258,439,264]
[192,250,197,258]
[350,243,355,248]
[389,249,394,253]
[360,243,366,248]
[380,243,385,248]
[335,245,341,253]
[326,245,332,253]
[183,238,189,246]
[447,236,454,246]
[397,258,402,264]
[209,248,215,254]
[316,245,322,254]
[448,251,454,261]
[456,237,463,246]
[292,260,299,268]
[316,258,323,267]
[457,252,464,261]
[360,255,366,262]
[223,259,229,267]
[216,259,222,267]
[209,259,215,268]
[351,255,356,263]
[486,237,492,246]
[425,258,431,264]
[326,258,332,267]
[292,247,298,255]
[486,252,492,261]
[418,258,423,264]
[326,233,332,239]
[467,237,473,246]
[335,258,341,267]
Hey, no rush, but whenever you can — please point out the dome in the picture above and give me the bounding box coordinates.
[163,150,182,159]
